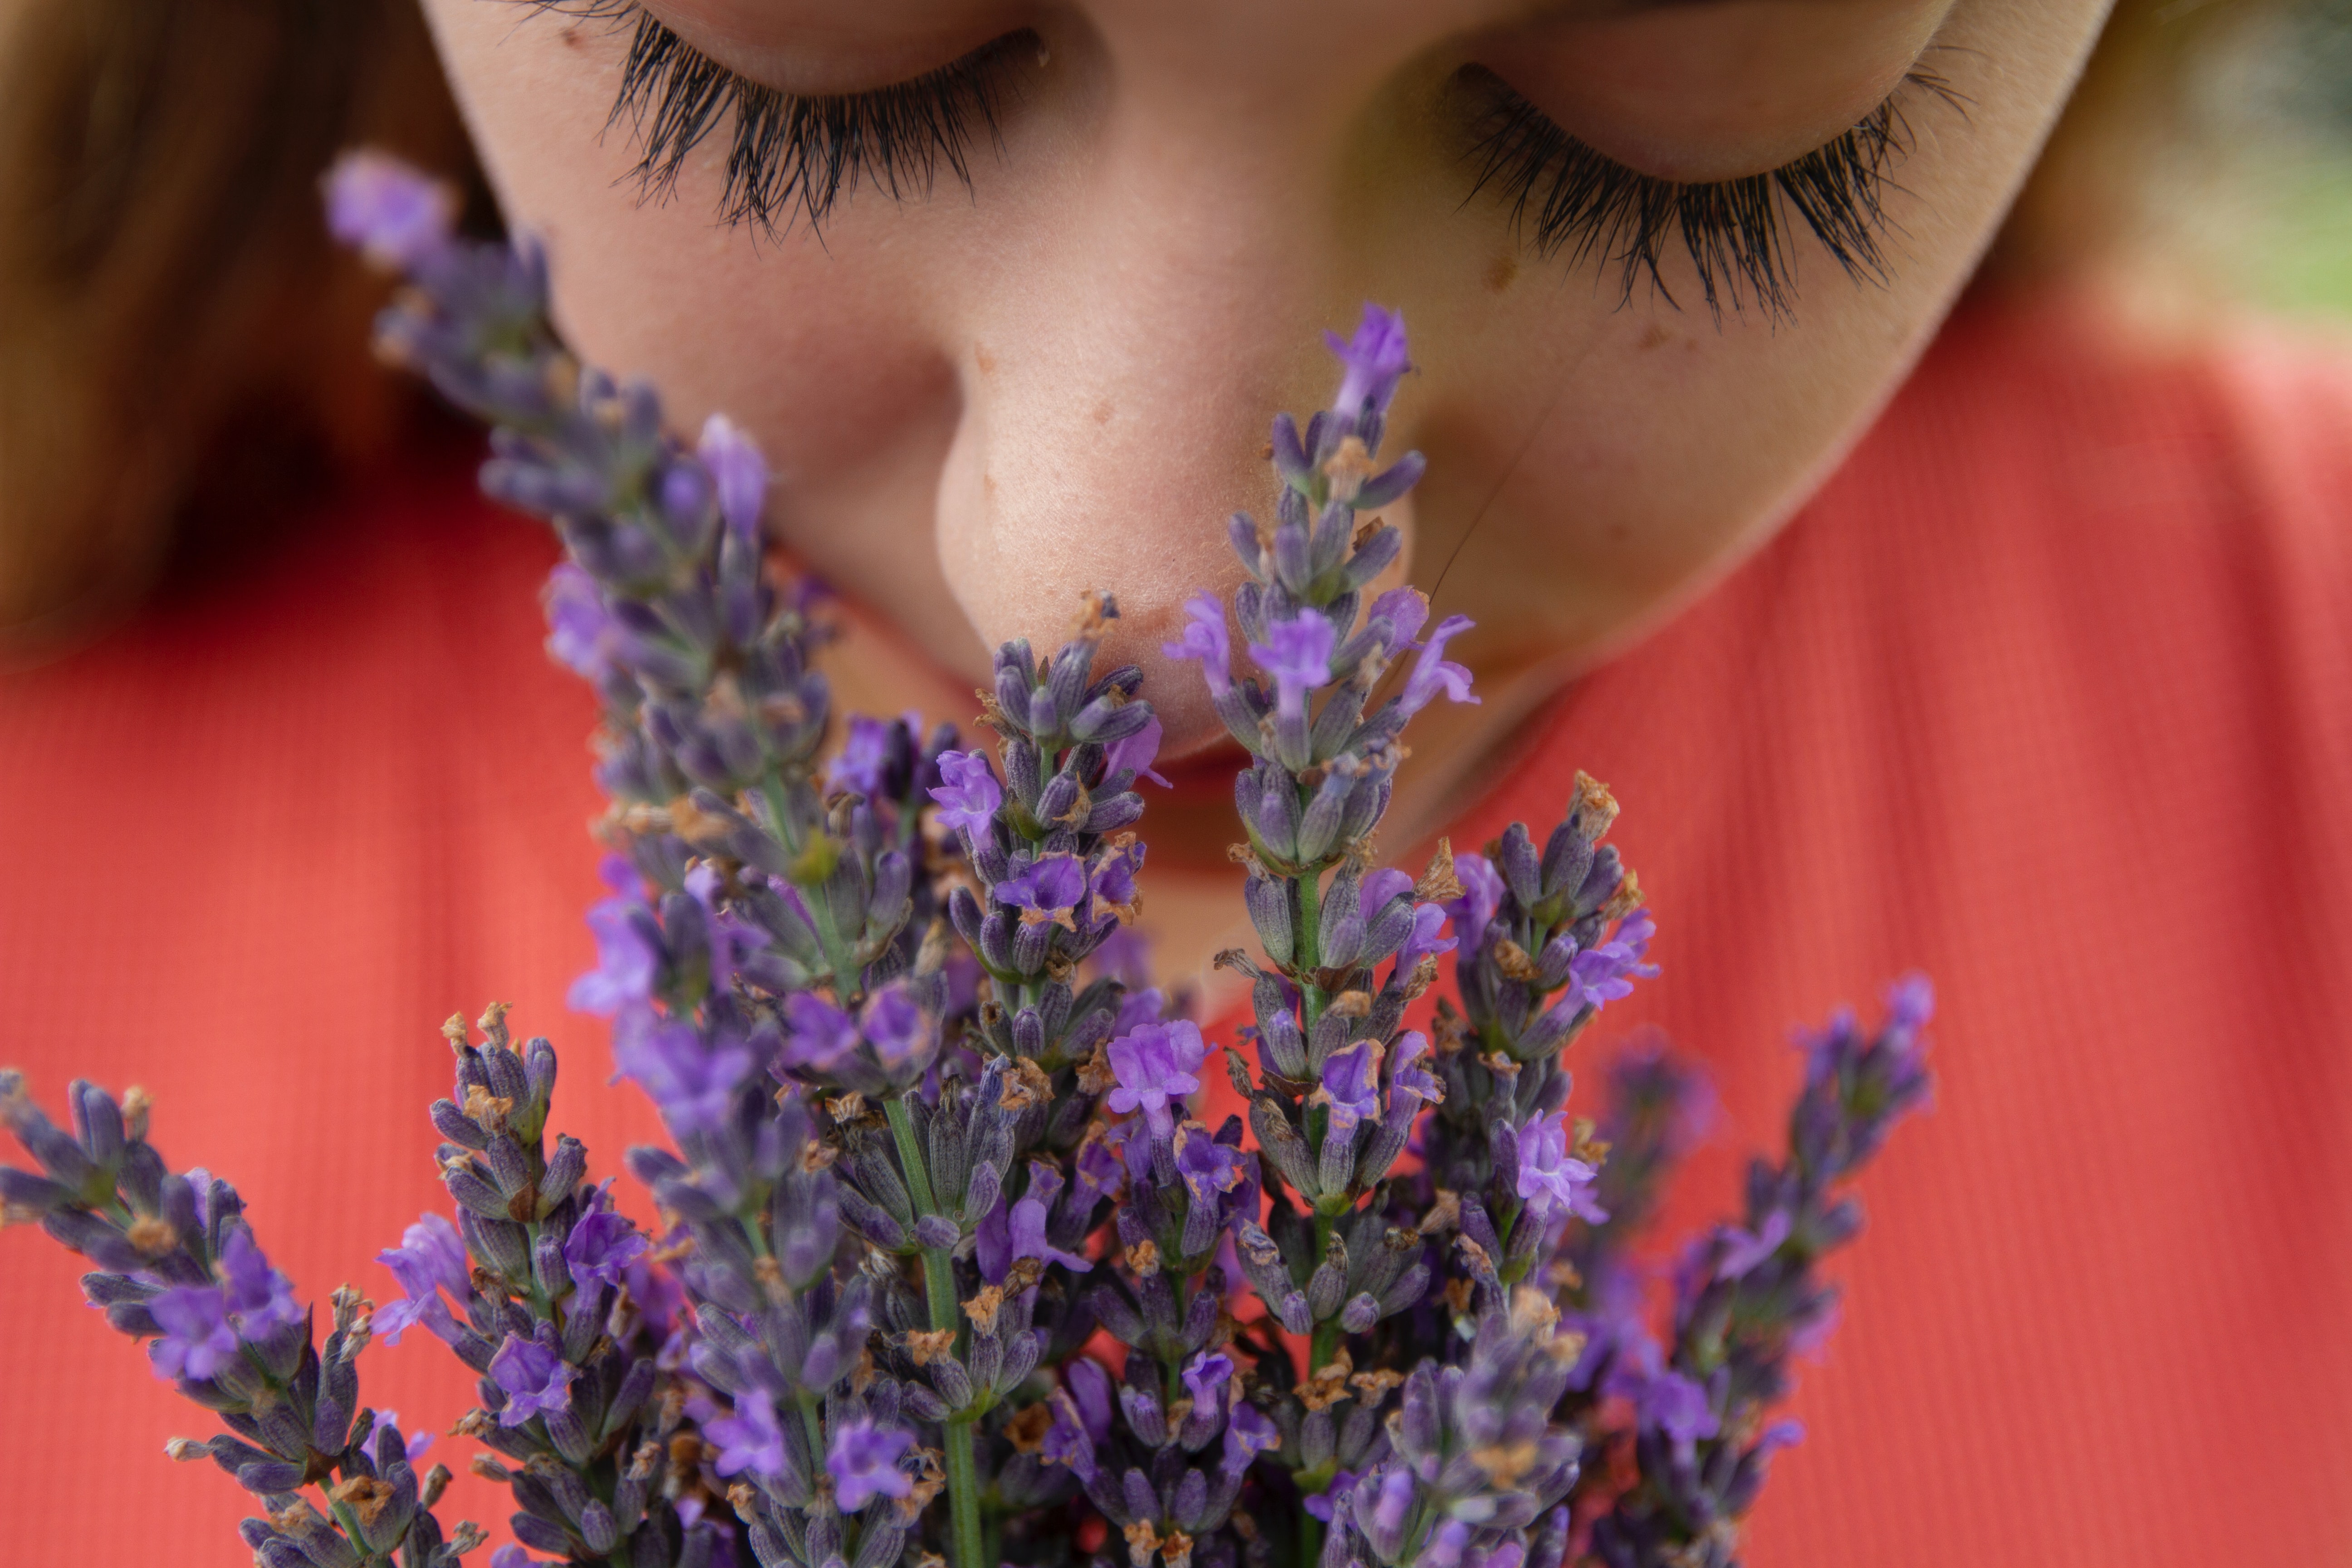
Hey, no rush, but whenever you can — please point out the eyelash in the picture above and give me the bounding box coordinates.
[533,2,1031,235]
[536,3,1955,316]
[1457,64,1963,320]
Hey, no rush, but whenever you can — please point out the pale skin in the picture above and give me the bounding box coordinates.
[422,0,2113,990]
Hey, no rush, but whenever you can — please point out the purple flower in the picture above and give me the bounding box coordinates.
[1887,973,1935,1034]
[612,1006,753,1135]
[1106,1019,1208,1134]
[570,858,659,1016]
[365,1409,436,1465]
[376,1213,472,1348]
[1090,838,1145,915]
[1220,1398,1280,1478]
[1042,1389,1099,1481]
[1074,1132,1127,1206]
[1516,1112,1606,1226]
[148,1284,238,1382]
[625,1251,687,1338]
[489,1328,576,1427]
[1065,1356,1115,1440]
[182,1168,214,1230]
[928,750,1004,839]
[1391,1030,1442,1105]
[1007,1195,1092,1274]
[1359,868,1414,920]
[1093,927,1154,988]
[828,1417,916,1512]
[1303,1470,1357,1523]
[1162,592,1234,697]
[692,1390,789,1479]
[543,565,619,681]
[1397,614,1477,718]
[1326,303,1412,421]
[1317,1040,1383,1132]
[682,862,767,994]
[860,983,932,1068]
[1795,986,1935,1171]
[1790,1294,1843,1360]
[1181,1349,1233,1415]
[1368,586,1430,651]
[1105,715,1171,788]
[1368,1467,1417,1535]
[218,1228,304,1338]
[1248,611,1335,721]
[1449,853,1504,941]
[1112,985,1166,1039]
[1396,902,1457,975]
[1024,1158,1065,1215]
[996,854,1088,927]
[697,413,769,543]
[1100,1114,1154,1183]
[1174,1121,1248,1206]
[782,992,861,1074]
[323,150,455,270]
[825,715,897,798]
[492,1548,553,1568]
[564,1191,649,1289]
[1564,909,1659,1013]
[1622,1365,1719,1458]
[1715,1208,1792,1281]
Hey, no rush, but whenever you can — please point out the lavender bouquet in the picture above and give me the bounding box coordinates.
[0,152,1933,1568]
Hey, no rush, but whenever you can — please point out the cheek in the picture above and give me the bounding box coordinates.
[1400,0,2108,653]
[419,0,972,647]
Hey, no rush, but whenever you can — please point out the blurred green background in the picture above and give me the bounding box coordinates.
[2196,0,2352,316]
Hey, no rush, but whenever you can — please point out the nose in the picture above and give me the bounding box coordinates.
[929,54,1387,760]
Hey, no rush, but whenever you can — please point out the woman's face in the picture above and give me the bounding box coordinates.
[423,0,2109,769]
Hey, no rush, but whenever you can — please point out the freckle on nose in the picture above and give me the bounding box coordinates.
[975,344,997,375]
[1092,400,1114,426]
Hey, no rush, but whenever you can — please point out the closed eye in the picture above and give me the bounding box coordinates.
[1455,63,1966,320]
[529,1,1037,236]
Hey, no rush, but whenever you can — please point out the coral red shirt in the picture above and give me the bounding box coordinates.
[2,298,2347,1566]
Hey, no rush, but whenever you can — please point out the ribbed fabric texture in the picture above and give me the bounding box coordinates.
[2,299,2347,1565]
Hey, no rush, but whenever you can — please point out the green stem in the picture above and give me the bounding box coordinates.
[764,774,862,995]
[1294,864,1327,1030]
[1308,1210,1340,1371]
[883,1098,941,1217]
[942,1418,985,1568]
[885,1097,986,1568]
[1301,1514,1325,1568]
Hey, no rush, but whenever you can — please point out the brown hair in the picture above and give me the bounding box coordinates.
[0,0,2271,652]
[0,0,479,651]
